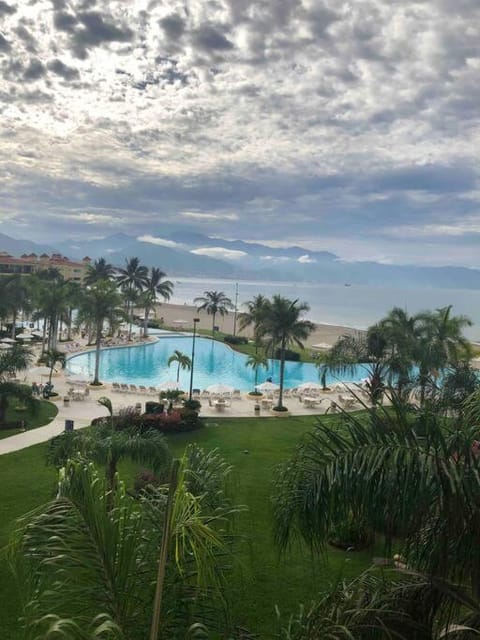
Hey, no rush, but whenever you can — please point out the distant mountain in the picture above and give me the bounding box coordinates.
[0,232,54,256]
[0,230,479,289]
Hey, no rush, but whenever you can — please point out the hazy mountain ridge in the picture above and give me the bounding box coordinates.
[0,230,479,289]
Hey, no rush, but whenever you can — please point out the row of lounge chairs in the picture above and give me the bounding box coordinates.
[111,383,162,395]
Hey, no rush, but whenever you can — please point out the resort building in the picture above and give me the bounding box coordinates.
[0,252,91,283]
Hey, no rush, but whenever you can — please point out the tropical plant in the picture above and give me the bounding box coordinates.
[10,447,242,639]
[47,416,171,494]
[84,257,115,286]
[257,296,314,411]
[0,274,33,339]
[38,348,66,385]
[238,294,268,348]
[194,291,233,336]
[141,267,173,337]
[167,350,192,383]
[77,280,122,385]
[116,257,149,339]
[0,344,35,426]
[246,351,268,393]
[273,392,480,598]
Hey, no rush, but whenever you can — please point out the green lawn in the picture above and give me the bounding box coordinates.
[0,398,59,439]
[0,414,377,638]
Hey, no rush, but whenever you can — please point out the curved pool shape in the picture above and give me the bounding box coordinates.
[67,336,367,391]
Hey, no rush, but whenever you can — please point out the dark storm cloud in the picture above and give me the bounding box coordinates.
[47,58,79,80]
[53,11,78,33]
[76,11,133,47]
[193,24,234,52]
[0,1,15,17]
[159,14,186,40]
[23,58,46,81]
[0,32,10,52]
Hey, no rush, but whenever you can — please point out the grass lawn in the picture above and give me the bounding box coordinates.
[0,414,377,638]
[0,398,59,439]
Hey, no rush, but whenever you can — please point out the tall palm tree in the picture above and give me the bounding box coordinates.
[141,268,173,337]
[245,351,268,393]
[0,275,32,339]
[77,280,122,385]
[238,294,268,348]
[167,350,192,383]
[194,291,233,336]
[116,257,149,339]
[257,296,314,411]
[84,257,115,286]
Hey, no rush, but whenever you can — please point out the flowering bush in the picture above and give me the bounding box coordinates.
[138,409,202,433]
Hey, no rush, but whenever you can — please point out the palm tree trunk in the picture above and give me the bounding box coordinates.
[143,304,150,338]
[212,312,216,336]
[67,309,73,341]
[276,336,286,410]
[93,320,102,385]
[11,308,17,339]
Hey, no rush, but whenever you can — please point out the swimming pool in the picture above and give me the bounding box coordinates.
[66,335,367,391]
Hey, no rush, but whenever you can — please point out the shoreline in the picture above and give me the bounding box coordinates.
[153,302,361,348]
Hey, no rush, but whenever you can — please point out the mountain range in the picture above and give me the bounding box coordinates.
[0,230,479,290]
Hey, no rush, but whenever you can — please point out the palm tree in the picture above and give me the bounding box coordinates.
[0,344,34,426]
[77,280,122,385]
[142,268,173,337]
[48,412,171,494]
[246,351,268,393]
[0,275,32,339]
[194,291,233,336]
[257,296,314,411]
[238,294,268,348]
[167,350,192,383]
[84,257,115,286]
[38,348,66,385]
[11,447,241,638]
[116,257,149,339]
[273,393,480,596]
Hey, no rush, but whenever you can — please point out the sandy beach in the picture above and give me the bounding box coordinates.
[153,303,360,348]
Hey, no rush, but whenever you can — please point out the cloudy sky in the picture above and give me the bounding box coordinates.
[0,0,479,267]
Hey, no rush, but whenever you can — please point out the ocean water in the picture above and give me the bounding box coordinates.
[168,277,480,342]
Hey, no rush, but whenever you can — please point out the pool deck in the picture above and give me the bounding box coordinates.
[0,334,360,455]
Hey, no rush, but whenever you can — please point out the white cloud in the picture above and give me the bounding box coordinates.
[260,255,291,262]
[298,254,317,264]
[190,247,247,260]
[137,235,181,248]
[181,212,239,221]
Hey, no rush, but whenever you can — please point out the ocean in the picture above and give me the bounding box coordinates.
[168,277,480,342]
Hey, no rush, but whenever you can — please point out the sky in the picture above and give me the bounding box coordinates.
[0,0,479,267]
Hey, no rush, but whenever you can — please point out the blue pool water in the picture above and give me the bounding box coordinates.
[67,335,367,390]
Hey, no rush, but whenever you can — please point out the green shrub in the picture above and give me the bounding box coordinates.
[274,348,300,362]
[224,334,248,345]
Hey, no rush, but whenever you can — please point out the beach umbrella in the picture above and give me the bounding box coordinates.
[158,380,180,391]
[173,319,189,326]
[296,382,324,392]
[31,330,44,337]
[17,335,33,341]
[0,337,16,344]
[255,381,280,392]
[206,383,235,395]
[311,343,331,351]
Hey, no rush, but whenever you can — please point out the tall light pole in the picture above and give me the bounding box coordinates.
[233,282,239,337]
[189,318,200,401]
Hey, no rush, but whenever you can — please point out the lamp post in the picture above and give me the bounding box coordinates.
[233,282,239,337]
[189,318,200,401]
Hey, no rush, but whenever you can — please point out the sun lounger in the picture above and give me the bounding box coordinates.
[112,382,120,392]
[148,386,158,394]
[129,384,138,393]
[139,385,147,393]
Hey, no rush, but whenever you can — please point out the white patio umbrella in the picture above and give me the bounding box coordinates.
[158,380,180,391]
[173,319,189,326]
[296,382,324,392]
[206,383,235,394]
[1,337,16,344]
[255,381,280,392]
[17,335,33,340]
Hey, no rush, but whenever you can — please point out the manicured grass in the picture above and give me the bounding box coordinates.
[0,399,58,439]
[0,414,376,637]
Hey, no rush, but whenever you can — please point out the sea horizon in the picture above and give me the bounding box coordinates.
[167,276,480,343]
